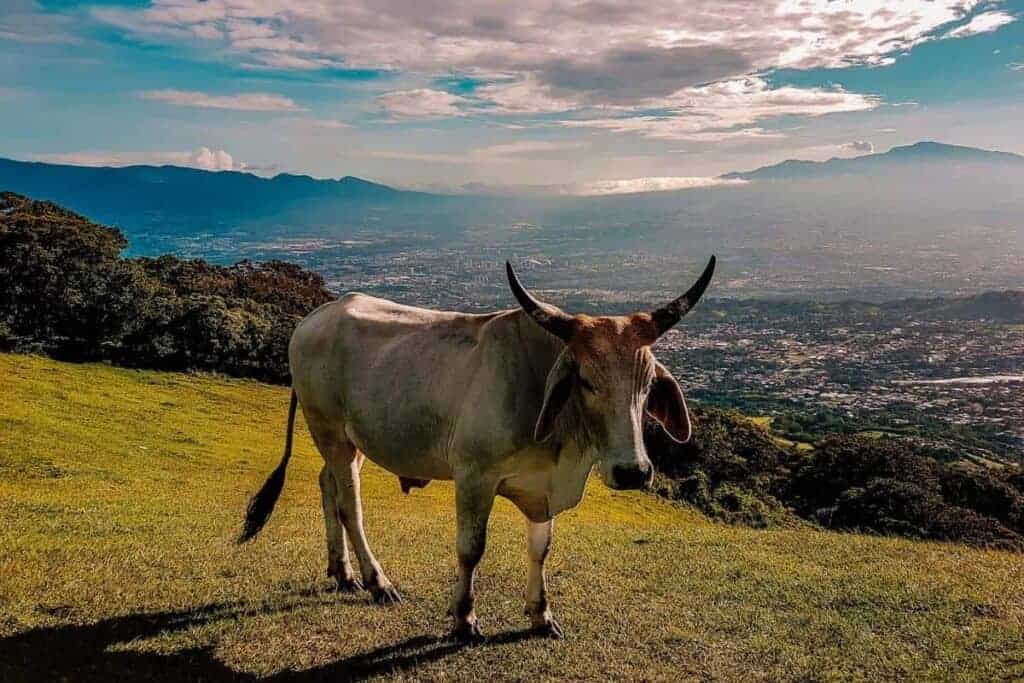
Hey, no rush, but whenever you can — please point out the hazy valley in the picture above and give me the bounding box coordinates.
[3,141,1024,302]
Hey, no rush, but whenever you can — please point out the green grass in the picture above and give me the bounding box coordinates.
[1,353,1023,681]
[747,415,814,451]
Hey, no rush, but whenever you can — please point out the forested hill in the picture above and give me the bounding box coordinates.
[0,191,332,382]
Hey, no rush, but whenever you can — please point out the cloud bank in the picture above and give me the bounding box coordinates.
[140,89,305,112]
[92,2,1016,144]
[570,176,746,196]
[97,1,1004,77]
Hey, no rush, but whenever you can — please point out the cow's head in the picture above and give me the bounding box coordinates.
[507,257,715,491]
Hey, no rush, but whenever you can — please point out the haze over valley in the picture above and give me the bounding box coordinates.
[3,141,1023,302]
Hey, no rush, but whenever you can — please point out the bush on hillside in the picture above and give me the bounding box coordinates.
[645,408,796,527]
[646,415,1024,550]
[0,192,145,356]
[0,192,331,382]
[785,436,1024,549]
[136,256,330,317]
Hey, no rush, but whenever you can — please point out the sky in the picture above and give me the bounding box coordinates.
[1,0,1023,192]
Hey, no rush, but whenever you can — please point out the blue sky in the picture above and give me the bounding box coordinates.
[1,1,1022,192]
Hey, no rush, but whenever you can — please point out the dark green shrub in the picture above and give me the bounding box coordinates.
[0,192,146,357]
[0,192,331,382]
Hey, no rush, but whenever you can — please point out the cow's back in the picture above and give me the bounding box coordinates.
[289,293,510,479]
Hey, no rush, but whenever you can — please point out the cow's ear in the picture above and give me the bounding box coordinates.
[535,350,576,442]
[646,361,691,443]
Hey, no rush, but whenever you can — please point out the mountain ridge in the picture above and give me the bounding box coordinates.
[0,156,413,198]
[0,156,441,238]
[2,139,1023,255]
[722,141,1024,181]
[5,140,1024,203]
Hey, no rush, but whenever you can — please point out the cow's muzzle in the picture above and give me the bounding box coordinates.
[609,463,653,491]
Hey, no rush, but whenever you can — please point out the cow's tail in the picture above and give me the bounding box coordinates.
[238,389,298,544]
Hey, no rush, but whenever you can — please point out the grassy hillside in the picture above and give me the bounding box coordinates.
[1,354,1022,681]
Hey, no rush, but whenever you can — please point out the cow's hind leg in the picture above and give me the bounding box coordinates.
[319,466,361,592]
[316,431,401,605]
[525,518,563,638]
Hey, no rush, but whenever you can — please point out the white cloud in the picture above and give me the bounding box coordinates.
[360,149,465,164]
[360,140,582,165]
[561,118,783,142]
[377,89,467,118]
[1009,63,1024,72]
[570,176,745,196]
[140,89,304,112]
[560,78,878,140]
[302,118,351,130]
[841,140,875,154]
[945,10,1016,38]
[473,140,582,159]
[188,147,238,170]
[33,147,249,172]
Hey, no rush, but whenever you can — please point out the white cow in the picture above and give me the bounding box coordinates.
[240,257,715,641]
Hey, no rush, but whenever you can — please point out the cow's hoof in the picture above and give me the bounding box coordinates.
[334,576,363,593]
[450,621,485,644]
[370,583,402,605]
[532,618,564,640]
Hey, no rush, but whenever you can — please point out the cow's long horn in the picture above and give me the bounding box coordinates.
[506,261,574,341]
[649,255,716,338]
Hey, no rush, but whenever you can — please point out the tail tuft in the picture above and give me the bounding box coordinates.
[237,389,298,544]
[237,457,289,544]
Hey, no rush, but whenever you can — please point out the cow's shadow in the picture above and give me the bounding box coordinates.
[270,629,540,682]
[0,594,543,682]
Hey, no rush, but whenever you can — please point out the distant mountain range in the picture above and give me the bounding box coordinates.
[0,156,467,246]
[0,157,430,225]
[921,290,1024,322]
[722,141,1024,181]
[1,140,1022,300]
[0,157,410,204]
[3,142,1020,217]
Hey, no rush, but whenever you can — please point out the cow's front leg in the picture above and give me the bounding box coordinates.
[449,475,496,643]
[525,518,563,638]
